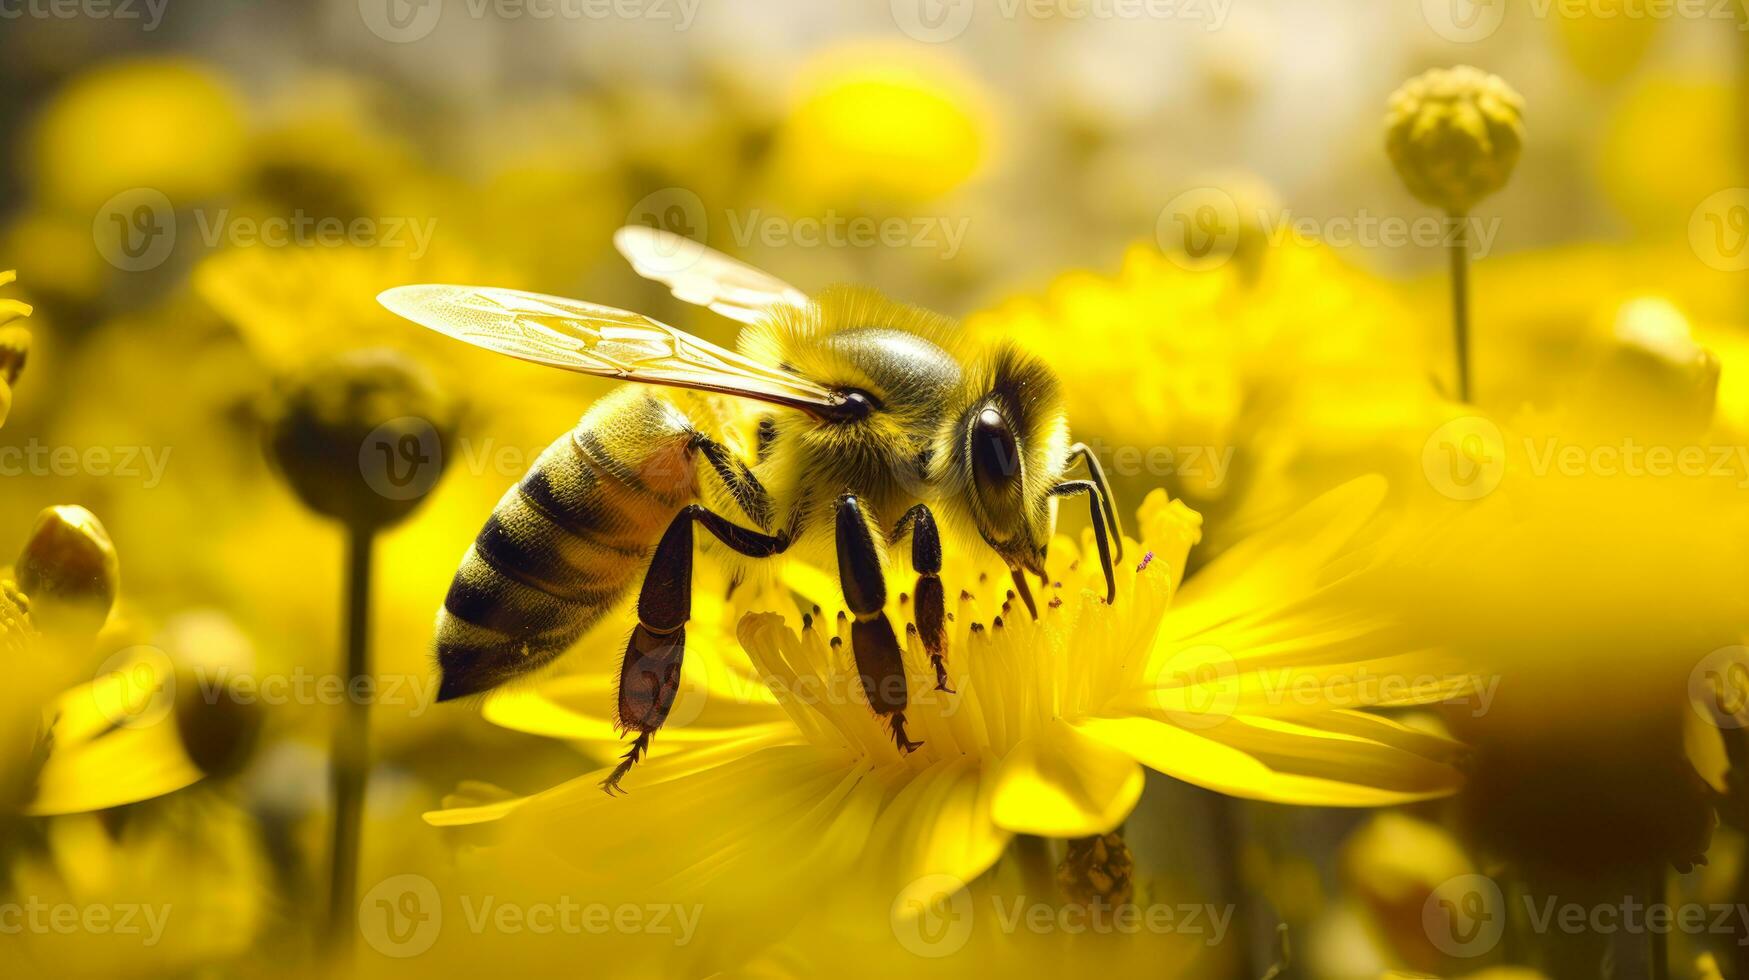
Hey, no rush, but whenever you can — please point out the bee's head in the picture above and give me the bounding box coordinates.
[941,344,1070,584]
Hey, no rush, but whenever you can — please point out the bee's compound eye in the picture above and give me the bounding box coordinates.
[970,406,1021,492]
[828,389,876,422]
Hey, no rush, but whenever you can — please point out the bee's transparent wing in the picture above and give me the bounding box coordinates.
[378,284,845,415]
[613,225,809,325]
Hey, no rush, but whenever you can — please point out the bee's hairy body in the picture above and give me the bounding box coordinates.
[435,385,707,700]
[436,288,999,697]
[386,233,1122,794]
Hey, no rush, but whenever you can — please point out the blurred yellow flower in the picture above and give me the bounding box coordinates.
[1600,76,1737,239]
[0,270,32,427]
[1549,5,1660,84]
[244,73,430,226]
[27,58,246,214]
[3,793,269,978]
[967,240,1429,550]
[1340,812,1478,974]
[772,41,992,210]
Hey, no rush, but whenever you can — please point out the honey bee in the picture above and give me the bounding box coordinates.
[379,226,1122,793]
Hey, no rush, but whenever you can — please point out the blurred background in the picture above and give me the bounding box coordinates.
[1,1,1748,978]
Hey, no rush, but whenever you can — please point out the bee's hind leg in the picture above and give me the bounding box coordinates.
[892,505,951,694]
[605,504,788,795]
[836,494,923,754]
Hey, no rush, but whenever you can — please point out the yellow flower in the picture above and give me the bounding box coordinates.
[772,41,992,210]
[1385,66,1524,216]
[27,58,246,214]
[429,480,1466,969]
[0,270,31,427]
[965,240,1429,551]
[1340,812,1479,974]
[1550,4,1660,84]
[243,73,430,225]
[2,792,270,977]
[1599,75,1737,239]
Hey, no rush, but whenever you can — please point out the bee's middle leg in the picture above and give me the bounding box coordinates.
[603,504,788,795]
[836,494,923,754]
[893,504,950,694]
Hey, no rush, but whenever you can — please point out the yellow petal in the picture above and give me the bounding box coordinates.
[27,661,203,815]
[1075,713,1462,807]
[483,670,791,750]
[28,719,202,816]
[856,754,1009,898]
[989,719,1143,836]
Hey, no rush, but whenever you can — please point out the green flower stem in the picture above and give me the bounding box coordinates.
[1450,215,1472,403]
[325,523,375,958]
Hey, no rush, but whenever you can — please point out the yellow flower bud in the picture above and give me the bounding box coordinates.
[265,348,457,530]
[164,613,263,780]
[16,505,119,637]
[0,270,32,429]
[1385,66,1524,215]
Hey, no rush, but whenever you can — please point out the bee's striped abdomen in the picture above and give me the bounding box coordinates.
[435,387,698,701]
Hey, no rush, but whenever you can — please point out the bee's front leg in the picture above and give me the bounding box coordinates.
[835,494,923,754]
[893,505,950,694]
[605,504,788,795]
